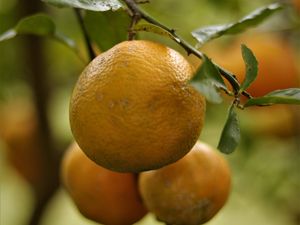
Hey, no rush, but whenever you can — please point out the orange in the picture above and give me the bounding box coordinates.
[69,40,206,172]
[61,142,147,225]
[293,0,300,13]
[204,33,299,97]
[202,34,300,137]
[139,141,231,225]
[0,100,45,188]
[241,105,299,138]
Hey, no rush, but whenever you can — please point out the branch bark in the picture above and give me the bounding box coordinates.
[123,0,252,99]
[18,1,60,225]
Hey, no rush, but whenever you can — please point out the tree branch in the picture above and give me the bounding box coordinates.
[18,1,60,225]
[123,0,252,99]
[128,13,142,40]
[74,9,96,61]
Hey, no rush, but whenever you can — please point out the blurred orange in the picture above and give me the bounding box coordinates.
[190,33,300,138]
[293,0,300,13]
[241,105,299,138]
[0,99,45,188]
[204,33,299,97]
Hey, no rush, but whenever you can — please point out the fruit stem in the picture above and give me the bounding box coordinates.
[74,8,96,60]
[123,0,252,99]
[127,11,142,40]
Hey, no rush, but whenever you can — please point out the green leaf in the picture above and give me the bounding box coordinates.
[244,88,300,107]
[54,32,78,51]
[192,55,226,89]
[42,0,123,11]
[0,14,79,59]
[84,10,130,51]
[0,14,55,41]
[218,105,240,154]
[192,3,283,47]
[15,14,55,35]
[190,55,227,103]
[239,44,258,93]
[134,23,180,42]
[0,30,17,42]
[191,79,223,104]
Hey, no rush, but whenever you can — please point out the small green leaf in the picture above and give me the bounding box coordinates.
[83,10,130,51]
[218,105,240,154]
[42,0,123,11]
[191,79,223,104]
[54,32,78,50]
[190,55,227,103]
[244,88,300,107]
[15,14,55,35]
[0,14,55,42]
[134,23,180,42]
[192,55,226,89]
[191,56,227,102]
[192,3,283,47]
[192,24,228,47]
[239,44,258,93]
[0,30,17,42]
[0,14,80,60]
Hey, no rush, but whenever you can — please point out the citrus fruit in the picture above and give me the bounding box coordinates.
[205,33,299,97]
[293,0,300,13]
[69,40,206,172]
[201,34,299,137]
[0,100,45,188]
[241,105,299,138]
[139,141,231,225]
[61,142,147,225]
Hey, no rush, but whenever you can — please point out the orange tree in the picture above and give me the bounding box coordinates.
[0,0,300,225]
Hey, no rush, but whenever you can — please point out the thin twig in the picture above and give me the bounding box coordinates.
[128,13,142,40]
[74,9,96,61]
[123,0,252,99]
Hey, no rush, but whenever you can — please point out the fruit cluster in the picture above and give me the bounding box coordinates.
[63,40,231,225]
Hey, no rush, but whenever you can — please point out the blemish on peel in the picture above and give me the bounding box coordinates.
[109,101,115,109]
[96,93,104,101]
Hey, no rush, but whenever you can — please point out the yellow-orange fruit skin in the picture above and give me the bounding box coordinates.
[61,143,147,225]
[70,40,206,172]
[139,141,231,225]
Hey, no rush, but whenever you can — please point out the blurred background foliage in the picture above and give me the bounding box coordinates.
[0,0,300,224]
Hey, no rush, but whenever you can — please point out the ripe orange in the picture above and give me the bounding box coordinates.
[70,40,206,172]
[0,100,44,188]
[293,0,300,13]
[205,33,299,97]
[61,142,147,225]
[139,141,231,225]
[241,105,299,138]
[201,34,299,137]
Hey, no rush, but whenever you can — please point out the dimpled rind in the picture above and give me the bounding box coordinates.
[139,141,231,225]
[61,143,147,225]
[70,40,206,172]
